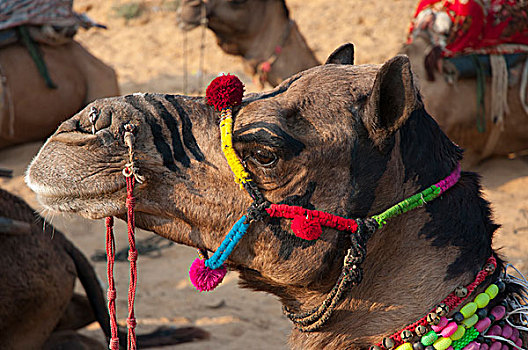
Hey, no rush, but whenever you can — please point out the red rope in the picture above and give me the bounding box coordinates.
[126,176,138,350]
[105,175,138,350]
[105,216,119,350]
[265,204,359,233]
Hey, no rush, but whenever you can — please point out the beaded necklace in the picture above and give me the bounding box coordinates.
[189,75,526,348]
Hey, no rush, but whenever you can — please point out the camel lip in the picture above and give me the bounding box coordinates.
[178,21,201,31]
[33,191,126,219]
[25,171,127,218]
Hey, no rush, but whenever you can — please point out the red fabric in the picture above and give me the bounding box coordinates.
[206,74,245,111]
[105,216,119,350]
[408,0,528,56]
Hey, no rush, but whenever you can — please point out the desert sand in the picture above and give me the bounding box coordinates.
[1,0,527,349]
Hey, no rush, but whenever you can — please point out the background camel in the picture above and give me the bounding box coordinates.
[177,0,318,87]
[25,50,526,349]
[177,0,528,166]
[0,40,119,149]
[0,186,208,349]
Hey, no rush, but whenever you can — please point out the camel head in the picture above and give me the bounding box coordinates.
[177,0,319,87]
[27,46,502,348]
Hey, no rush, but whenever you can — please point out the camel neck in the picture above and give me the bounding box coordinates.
[241,16,319,86]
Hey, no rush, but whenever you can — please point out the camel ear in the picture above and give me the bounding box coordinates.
[363,55,419,146]
[325,43,354,65]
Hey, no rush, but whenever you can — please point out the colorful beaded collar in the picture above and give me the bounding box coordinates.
[188,74,463,326]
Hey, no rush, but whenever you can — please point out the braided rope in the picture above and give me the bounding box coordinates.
[105,217,119,350]
[125,176,138,350]
[220,108,252,186]
[372,165,460,228]
[204,215,249,270]
[283,219,376,331]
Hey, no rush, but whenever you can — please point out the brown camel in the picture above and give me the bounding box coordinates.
[0,187,209,349]
[0,40,119,149]
[177,0,319,87]
[26,48,527,349]
[400,35,528,166]
[178,1,528,165]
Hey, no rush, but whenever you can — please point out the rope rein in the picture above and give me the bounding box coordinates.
[105,124,142,350]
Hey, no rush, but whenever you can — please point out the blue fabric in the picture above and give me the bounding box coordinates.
[205,216,249,270]
[445,53,526,78]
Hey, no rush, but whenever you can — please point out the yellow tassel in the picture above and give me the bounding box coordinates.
[219,109,252,186]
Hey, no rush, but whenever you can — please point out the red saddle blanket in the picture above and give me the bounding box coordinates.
[408,0,528,56]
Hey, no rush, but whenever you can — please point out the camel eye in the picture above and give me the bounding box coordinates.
[249,149,277,167]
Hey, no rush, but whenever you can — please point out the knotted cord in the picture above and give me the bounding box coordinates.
[105,123,142,350]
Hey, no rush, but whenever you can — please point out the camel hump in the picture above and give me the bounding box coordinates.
[325,43,355,65]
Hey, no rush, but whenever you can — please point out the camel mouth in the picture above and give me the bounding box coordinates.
[178,20,201,31]
[26,174,128,219]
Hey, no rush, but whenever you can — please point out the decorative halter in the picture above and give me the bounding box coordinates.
[188,74,466,326]
[196,75,528,349]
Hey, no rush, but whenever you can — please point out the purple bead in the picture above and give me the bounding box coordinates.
[515,339,523,348]
[511,327,519,342]
[487,325,502,336]
[475,318,491,333]
[480,344,489,350]
[500,345,509,350]
[490,306,506,320]
[501,324,512,339]
[432,316,448,332]
[489,342,502,350]
[462,341,480,350]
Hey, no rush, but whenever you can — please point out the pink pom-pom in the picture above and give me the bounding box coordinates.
[189,258,227,292]
[206,74,244,111]
[291,215,322,240]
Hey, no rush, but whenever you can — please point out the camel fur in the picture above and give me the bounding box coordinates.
[25,49,527,349]
[0,188,209,349]
[0,40,119,149]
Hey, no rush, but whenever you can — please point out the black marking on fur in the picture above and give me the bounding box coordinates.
[347,121,393,217]
[125,95,179,172]
[164,94,205,162]
[268,182,317,260]
[234,121,305,159]
[144,94,190,167]
[399,107,463,187]
[399,107,491,279]
[422,173,498,278]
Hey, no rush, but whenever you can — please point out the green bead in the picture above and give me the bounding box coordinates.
[432,337,452,350]
[461,313,478,328]
[474,293,490,308]
[460,302,477,318]
[450,326,465,340]
[485,284,499,299]
[421,330,439,346]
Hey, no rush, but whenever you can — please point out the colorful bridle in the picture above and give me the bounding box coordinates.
[188,74,465,330]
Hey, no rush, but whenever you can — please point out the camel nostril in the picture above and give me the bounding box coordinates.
[55,117,79,134]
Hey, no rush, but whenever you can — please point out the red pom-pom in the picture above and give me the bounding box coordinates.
[206,74,245,111]
[189,258,227,292]
[291,215,322,240]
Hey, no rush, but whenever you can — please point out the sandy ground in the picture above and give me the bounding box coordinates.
[1,0,528,349]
